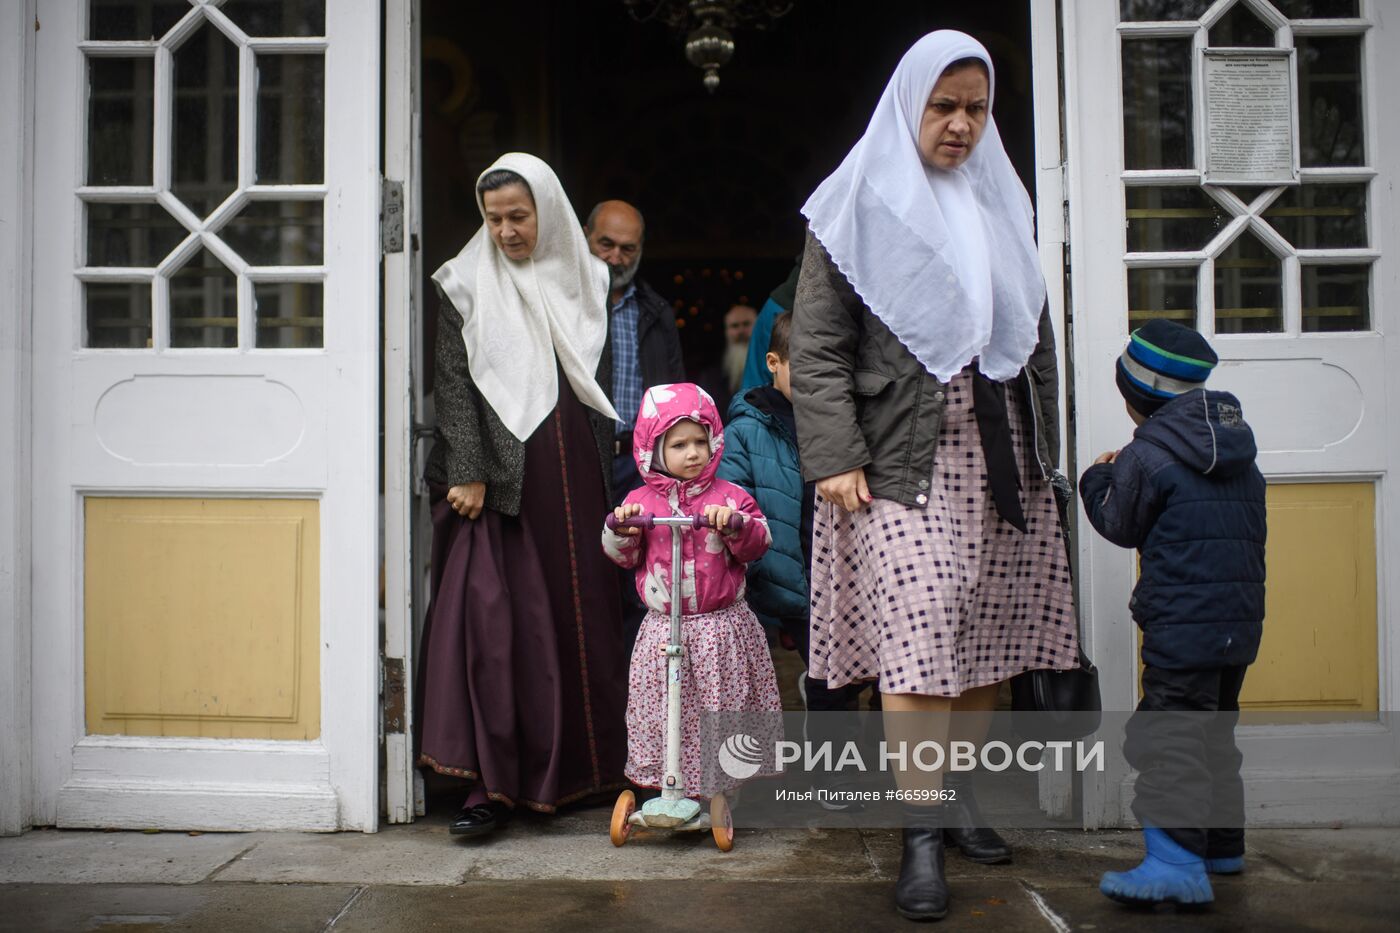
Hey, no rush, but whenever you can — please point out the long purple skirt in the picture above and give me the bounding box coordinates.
[417,388,627,812]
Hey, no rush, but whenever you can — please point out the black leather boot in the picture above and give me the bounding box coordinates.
[942,775,1012,864]
[895,806,949,921]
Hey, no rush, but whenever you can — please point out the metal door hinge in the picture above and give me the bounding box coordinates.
[382,178,405,254]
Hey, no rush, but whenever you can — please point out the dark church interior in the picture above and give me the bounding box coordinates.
[419,1,1036,390]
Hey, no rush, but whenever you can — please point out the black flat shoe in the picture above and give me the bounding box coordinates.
[895,826,950,921]
[942,777,1012,864]
[449,801,511,838]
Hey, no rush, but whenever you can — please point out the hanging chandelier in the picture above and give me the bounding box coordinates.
[624,0,795,93]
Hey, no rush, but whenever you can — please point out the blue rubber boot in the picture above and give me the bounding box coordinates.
[1204,855,1244,875]
[1100,828,1214,906]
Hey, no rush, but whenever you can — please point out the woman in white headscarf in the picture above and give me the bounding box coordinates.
[790,32,1078,919]
[418,153,628,839]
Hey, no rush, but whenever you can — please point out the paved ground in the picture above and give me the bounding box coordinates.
[1,807,1396,932]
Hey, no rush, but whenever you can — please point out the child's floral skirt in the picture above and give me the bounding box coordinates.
[625,599,783,799]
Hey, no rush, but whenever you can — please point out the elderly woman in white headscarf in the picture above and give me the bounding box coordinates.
[418,153,628,839]
[790,32,1078,919]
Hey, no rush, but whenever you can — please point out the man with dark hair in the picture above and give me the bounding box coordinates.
[585,199,685,649]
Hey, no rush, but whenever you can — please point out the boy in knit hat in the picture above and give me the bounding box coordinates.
[1079,319,1266,908]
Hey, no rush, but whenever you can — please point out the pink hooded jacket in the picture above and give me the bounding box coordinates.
[601,383,771,616]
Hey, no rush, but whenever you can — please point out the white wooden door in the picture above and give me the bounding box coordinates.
[1065,0,1400,828]
[31,0,381,831]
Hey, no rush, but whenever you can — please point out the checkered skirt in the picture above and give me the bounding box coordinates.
[808,367,1078,697]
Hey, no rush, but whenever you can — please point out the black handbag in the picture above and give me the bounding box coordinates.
[1010,471,1102,742]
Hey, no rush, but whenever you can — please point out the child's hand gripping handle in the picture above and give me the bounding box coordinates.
[697,511,746,532]
[606,512,654,532]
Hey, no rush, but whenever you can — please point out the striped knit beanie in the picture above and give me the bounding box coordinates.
[1115,319,1218,416]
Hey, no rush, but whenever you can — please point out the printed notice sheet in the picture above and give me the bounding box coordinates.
[1202,50,1298,184]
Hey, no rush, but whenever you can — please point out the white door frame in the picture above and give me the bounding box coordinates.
[382,0,423,825]
[28,0,383,832]
[1061,0,1400,829]
[1030,0,1070,469]
[1028,0,1077,821]
[0,0,37,839]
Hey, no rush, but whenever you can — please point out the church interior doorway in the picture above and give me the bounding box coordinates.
[409,0,1039,819]
[418,1,1037,389]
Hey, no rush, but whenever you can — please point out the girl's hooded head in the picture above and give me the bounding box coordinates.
[632,383,724,502]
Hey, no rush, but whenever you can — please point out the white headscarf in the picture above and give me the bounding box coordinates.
[801,31,1046,383]
[432,153,619,441]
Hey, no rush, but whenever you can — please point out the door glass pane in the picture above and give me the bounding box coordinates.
[220,0,325,37]
[1272,1,1359,17]
[1126,187,1229,252]
[1215,231,1283,333]
[87,202,188,267]
[1302,264,1369,332]
[170,248,238,348]
[1209,3,1276,47]
[172,22,239,217]
[88,0,190,41]
[255,283,323,348]
[1122,38,1194,169]
[255,55,326,185]
[88,57,154,186]
[1263,184,1367,249]
[1298,36,1364,167]
[85,282,152,348]
[221,201,324,265]
[1120,0,1211,20]
[1128,267,1197,329]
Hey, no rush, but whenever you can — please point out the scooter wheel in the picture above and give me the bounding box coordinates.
[711,793,734,852]
[610,789,636,847]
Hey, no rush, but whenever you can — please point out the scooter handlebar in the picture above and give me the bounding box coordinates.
[605,511,748,532]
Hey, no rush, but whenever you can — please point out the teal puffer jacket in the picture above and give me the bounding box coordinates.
[717,388,808,621]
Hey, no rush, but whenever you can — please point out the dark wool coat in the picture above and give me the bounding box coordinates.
[631,278,686,391]
[1079,389,1266,670]
[424,293,614,516]
[789,229,1062,508]
[716,387,809,621]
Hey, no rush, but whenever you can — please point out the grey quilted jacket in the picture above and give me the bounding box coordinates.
[789,230,1062,509]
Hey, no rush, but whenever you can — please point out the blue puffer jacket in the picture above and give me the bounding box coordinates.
[717,388,809,622]
[1079,389,1266,670]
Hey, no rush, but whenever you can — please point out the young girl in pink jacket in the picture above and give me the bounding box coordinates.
[601,383,783,799]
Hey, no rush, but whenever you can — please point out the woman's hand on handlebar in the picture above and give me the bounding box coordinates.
[612,502,643,536]
[817,467,873,512]
[447,482,486,519]
[704,504,737,533]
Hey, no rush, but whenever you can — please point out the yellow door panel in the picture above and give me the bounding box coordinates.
[84,497,320,739]
[1241,482,1378,712]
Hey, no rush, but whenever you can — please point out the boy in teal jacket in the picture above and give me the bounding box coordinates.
[720,313,867,798]
[719,311,810,627]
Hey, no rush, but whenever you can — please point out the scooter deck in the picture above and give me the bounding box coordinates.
[628,810,712,833]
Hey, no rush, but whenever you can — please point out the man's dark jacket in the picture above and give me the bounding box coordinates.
[631,278,685,393]
[1079,389,1266,670]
